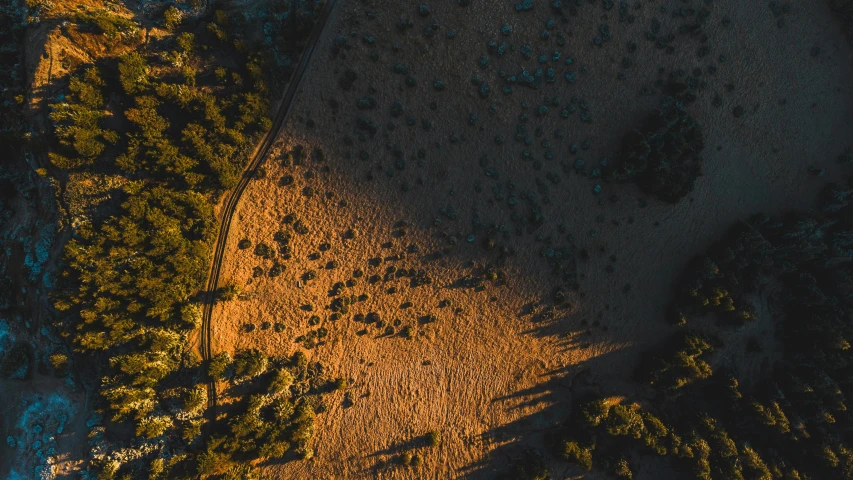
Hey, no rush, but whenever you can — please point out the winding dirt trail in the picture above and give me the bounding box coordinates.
[200,0,339,418]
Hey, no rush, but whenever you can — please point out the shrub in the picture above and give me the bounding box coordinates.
[233,349,268,379]
[635,332,713,391]
[74,9,136,38]
[196,447,228,476]
[425,430,442,447]
[218,284,241,301]
[560,440,592,470]
[222,464,260,480]
[118,52,149,95]
[49,353,69,375]
[255,243,274,258]
[612,458,633,479]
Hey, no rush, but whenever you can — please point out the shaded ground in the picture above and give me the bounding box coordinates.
[209,0,853,478]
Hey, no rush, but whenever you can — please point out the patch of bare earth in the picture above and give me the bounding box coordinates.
[210,0,853,478]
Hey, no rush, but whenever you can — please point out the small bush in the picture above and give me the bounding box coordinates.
[425,430,442,447]
[561,440,592,470]
[49,353,69,375]
[612,458,633,479]
[255,243,274,258]
[218,284,241,301]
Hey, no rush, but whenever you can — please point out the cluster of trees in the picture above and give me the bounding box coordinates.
[50,67,116,166]
[51,39,270,190]
[44,3,320,478]
[604,100,704,203]
[554,176,853,478]
[198,350,333,477]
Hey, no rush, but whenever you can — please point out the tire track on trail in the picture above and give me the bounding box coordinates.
[201,0,338,419]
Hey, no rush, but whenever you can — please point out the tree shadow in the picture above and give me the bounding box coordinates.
[456,346,646,479]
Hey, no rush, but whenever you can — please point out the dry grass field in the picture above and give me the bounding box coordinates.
[206,0,853,478]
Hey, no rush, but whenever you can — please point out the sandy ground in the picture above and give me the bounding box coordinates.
[209,0,853,478]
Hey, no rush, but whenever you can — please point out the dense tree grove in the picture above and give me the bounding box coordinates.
[200,350,333,470]
[604,100,705,203]
[43,3,322,478]
[555,175,853,479]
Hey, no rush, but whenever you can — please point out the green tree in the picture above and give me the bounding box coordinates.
[50,67,114,162]
[164,6,182,30]
[209,352,232,380]
[119,52,149,95]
